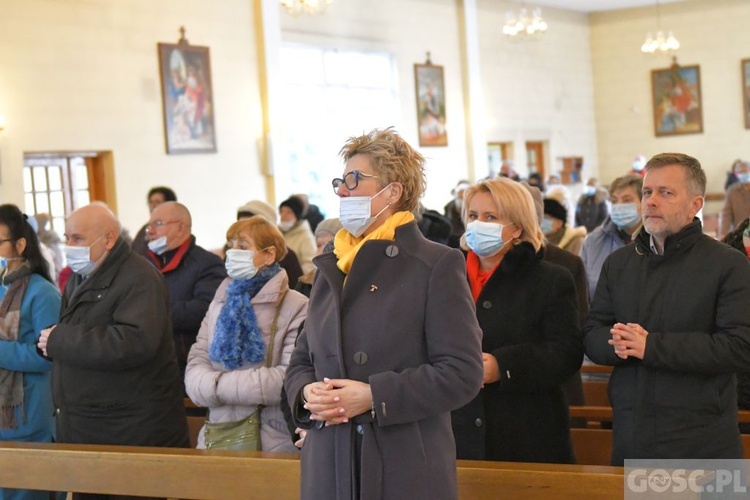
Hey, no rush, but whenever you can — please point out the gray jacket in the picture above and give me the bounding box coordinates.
[285,222,483,500]
[185,271,307,452]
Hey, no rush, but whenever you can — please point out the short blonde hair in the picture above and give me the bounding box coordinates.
[462,178,544,251]
[339,127,426,212]
[226,216,287,262]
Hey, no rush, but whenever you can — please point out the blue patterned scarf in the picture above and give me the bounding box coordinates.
[209,263,281,369]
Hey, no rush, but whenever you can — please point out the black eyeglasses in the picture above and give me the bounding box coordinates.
[331,170,379,194]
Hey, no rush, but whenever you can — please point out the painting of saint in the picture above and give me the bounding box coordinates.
[158,42,217,154]
[414,64,448,147]
[742,59,750,129]
[651,65,703,137]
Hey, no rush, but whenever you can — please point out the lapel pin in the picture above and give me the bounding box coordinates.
[370,284,378,292]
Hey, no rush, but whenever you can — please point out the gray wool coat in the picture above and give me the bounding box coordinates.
[285,222,483,500]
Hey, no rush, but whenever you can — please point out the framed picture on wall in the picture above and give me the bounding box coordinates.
[742,59,750,129]
[651,63,703,137]
[157,30,217,154]
[414,58,448,147]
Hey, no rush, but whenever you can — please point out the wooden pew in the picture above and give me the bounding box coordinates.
[571,428,750,466]
[570,406,750,426]
[582,380,609,406]
[0,443,624,500]
[580,365,613,375]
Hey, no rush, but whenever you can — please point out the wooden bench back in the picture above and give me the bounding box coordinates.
[571,428,750,466]
[0,443,624,499]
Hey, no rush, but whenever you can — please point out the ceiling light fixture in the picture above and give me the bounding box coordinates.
[641,0,680,53]
[503,6,548,40]
[280,0,332,16]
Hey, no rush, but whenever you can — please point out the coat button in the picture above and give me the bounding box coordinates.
[55,408,61,415]
[482,301,492,309]
[474,418,482,427]
[385,245,399,257]
[353,351,368,365]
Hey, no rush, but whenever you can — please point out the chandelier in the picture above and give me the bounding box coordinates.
[503,7,548,39]
[280,0,332,16]
[641,0,680,53]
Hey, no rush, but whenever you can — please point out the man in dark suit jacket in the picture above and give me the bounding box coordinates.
[144,202,226,381]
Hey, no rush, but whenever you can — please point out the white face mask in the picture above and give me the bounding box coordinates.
[278,220,295,232]
[225,249,259,280]
[147,235,169,255]
[65,235,104,276]
[339,184,392,238]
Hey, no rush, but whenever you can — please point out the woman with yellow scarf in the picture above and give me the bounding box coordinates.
[284,128,483,500]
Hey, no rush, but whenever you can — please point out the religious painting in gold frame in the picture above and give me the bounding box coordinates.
[414,57,447,147]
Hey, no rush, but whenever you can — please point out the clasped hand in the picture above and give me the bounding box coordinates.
[608,322,648,360]
[302,377,372,426]
[37,325,56,357]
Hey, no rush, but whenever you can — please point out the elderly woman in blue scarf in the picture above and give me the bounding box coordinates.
[185,216,308,451]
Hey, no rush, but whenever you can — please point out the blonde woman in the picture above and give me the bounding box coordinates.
[451,177,582,463]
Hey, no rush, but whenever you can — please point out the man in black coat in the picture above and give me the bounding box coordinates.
[524,182,587,413]
[144,202,226,381]
[584,153,750,465]
[38,204,189,454]
[444,180,470,249]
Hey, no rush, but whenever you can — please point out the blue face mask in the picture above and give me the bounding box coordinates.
[540,217,555,235]
[465,220,508,257]
[610,202,641,230]
[738,172,750,184]
[0,257,22,270]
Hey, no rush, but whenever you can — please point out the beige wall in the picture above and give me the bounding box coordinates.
[479,0,599,182]
[0,0,264,248]
[591,0,750,193]
[0,0,612,242]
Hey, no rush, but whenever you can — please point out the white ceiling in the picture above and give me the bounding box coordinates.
[513,0,686,13]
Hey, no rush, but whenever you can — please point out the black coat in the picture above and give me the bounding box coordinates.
[575,191,608,233]
[147,236,226,375]
[48,238,189,448]
[443,200,465,249]
[584,220,750,465]
[544,244,588,410]
[451,242,583,463]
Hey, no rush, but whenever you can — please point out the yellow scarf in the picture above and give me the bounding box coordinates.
[334,211,415,274]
